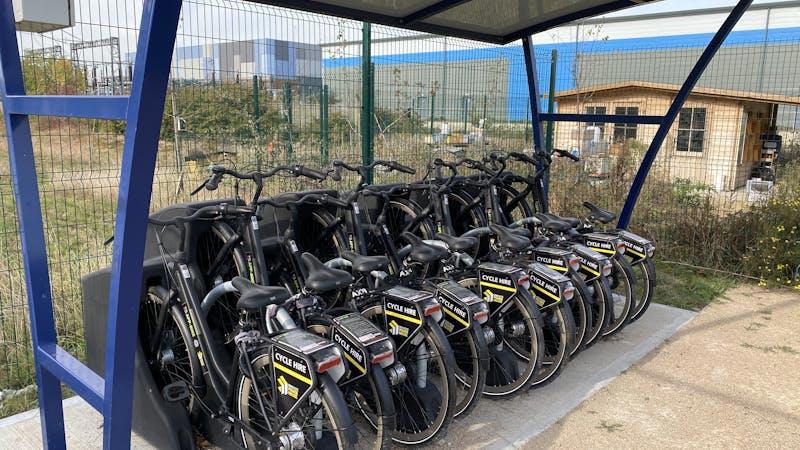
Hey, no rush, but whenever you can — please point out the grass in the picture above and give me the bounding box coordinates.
[652,260,737,311]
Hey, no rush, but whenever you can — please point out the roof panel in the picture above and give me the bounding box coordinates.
[248,0,663,44]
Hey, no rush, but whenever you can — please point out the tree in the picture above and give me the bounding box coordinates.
[21,55,86,95]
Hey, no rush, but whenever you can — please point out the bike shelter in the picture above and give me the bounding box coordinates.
[0,0,753,448]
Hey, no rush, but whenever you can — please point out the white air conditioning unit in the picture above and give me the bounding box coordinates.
[13,0,74,33]
[746,179,773,203]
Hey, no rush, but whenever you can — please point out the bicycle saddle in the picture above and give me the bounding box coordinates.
[583,202,616,224]
[489,224,531,252]
[533,214,572,233]
[543,213,581,228]
[434,232,478,252]
[231,277,292,312]
[340,250,389,273]
[400,232,449,263]
[301,253,354,293]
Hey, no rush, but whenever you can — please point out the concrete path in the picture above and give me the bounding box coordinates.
[526,285,800,449]
[0,303,695,449]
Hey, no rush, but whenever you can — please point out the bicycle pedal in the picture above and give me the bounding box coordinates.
[162,381,190,403]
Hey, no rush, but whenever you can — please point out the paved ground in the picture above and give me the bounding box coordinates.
[0,302,695,449]
[525,285,800,449]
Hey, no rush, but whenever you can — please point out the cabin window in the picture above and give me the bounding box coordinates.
[586,106,607,131]
[613,106,639,142]
[676,107,706,152]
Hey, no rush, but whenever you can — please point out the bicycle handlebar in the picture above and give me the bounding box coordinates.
[148,203,256,227]
[259,192,349,209]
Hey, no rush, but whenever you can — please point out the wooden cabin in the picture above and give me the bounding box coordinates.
[552,81,800,191]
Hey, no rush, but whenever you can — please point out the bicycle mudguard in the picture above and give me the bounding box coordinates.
[578,232,623,258]
[613,230,654,263]
[570,244,610,282]
[524,263,573,309]
[529,246,574,275]
[381,285,440,349]
[331,312,394,381]
[477,262,527,313]
[271,329,337,416]
[434,280,484,335]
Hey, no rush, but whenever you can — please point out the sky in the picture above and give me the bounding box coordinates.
[607,0,798,16]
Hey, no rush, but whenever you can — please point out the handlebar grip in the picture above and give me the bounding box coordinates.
[328,167,342,182]
[554,149,580,161]
[391,161,416,174]
[205,173,222,191]
[297,165,326,181]
[509,152,538,165]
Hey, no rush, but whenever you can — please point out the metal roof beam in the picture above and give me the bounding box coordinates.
[400,0,472,25]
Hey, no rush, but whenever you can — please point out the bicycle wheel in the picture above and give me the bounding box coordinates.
[529,302,574,387]
[447,323,487,418]
[195,221,249,347]
[496,185,536,230]
[360,303,456,445]
[601,257,635,337]
[456,276,544,397]
[383,198,437,276]
[583,277,611,347]
[235,348,357,449]
[566,273,592,356]
[628,258,656,323]
[139,286,204,419]
[446,192,489,259]
[306,316,396,450]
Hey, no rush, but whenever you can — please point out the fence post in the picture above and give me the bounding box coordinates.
[361,22,374,183]
[283,82,293,158]
[545,49,557,152]
[253,75,261,168]
[321,84,329,162]
[429,92,436,138]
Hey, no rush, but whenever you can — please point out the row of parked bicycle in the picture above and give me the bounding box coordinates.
[136,147,656,449]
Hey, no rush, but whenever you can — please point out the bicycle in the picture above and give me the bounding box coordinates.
[140,203,358,449]
[184,165,399,449]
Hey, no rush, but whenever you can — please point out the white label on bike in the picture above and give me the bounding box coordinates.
[352,203,360,214]
[382,225,390,235]
[289,240,299,252]
[179,264,191,279]
[442,195,449,206]
[250,216,259,230]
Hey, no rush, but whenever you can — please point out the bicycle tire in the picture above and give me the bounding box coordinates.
[235,348,357,449]
[628,257,656,323]
[601,257,634,337]
[360,303,456,445]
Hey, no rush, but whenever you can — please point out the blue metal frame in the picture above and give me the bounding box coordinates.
[0,0,753,448]
[522,0,752,228]
[254,0,658,44]
[0,0,183,448]
[617,0,753,229]
[522,36,549,208]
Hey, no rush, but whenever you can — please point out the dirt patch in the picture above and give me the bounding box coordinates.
[526,285,800,449]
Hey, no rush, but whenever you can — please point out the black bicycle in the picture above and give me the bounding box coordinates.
[186,165,399,449]
[139,202,358,449]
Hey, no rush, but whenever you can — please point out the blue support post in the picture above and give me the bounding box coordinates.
[103,1,183,447]
[521,36,549,210]
[0,0,183,448]
[617,0,752,229]
[0,3,65,446]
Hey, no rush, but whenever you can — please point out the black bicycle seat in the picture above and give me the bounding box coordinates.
[543,213,581,228]
[583,202,616,224]
[301,253,354,293]
[533,214,572,233]
[401,232,449,263]
[340,251,389,273]
[231,277,292,312]
[489,224,531,252]
[434,232,477,252]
